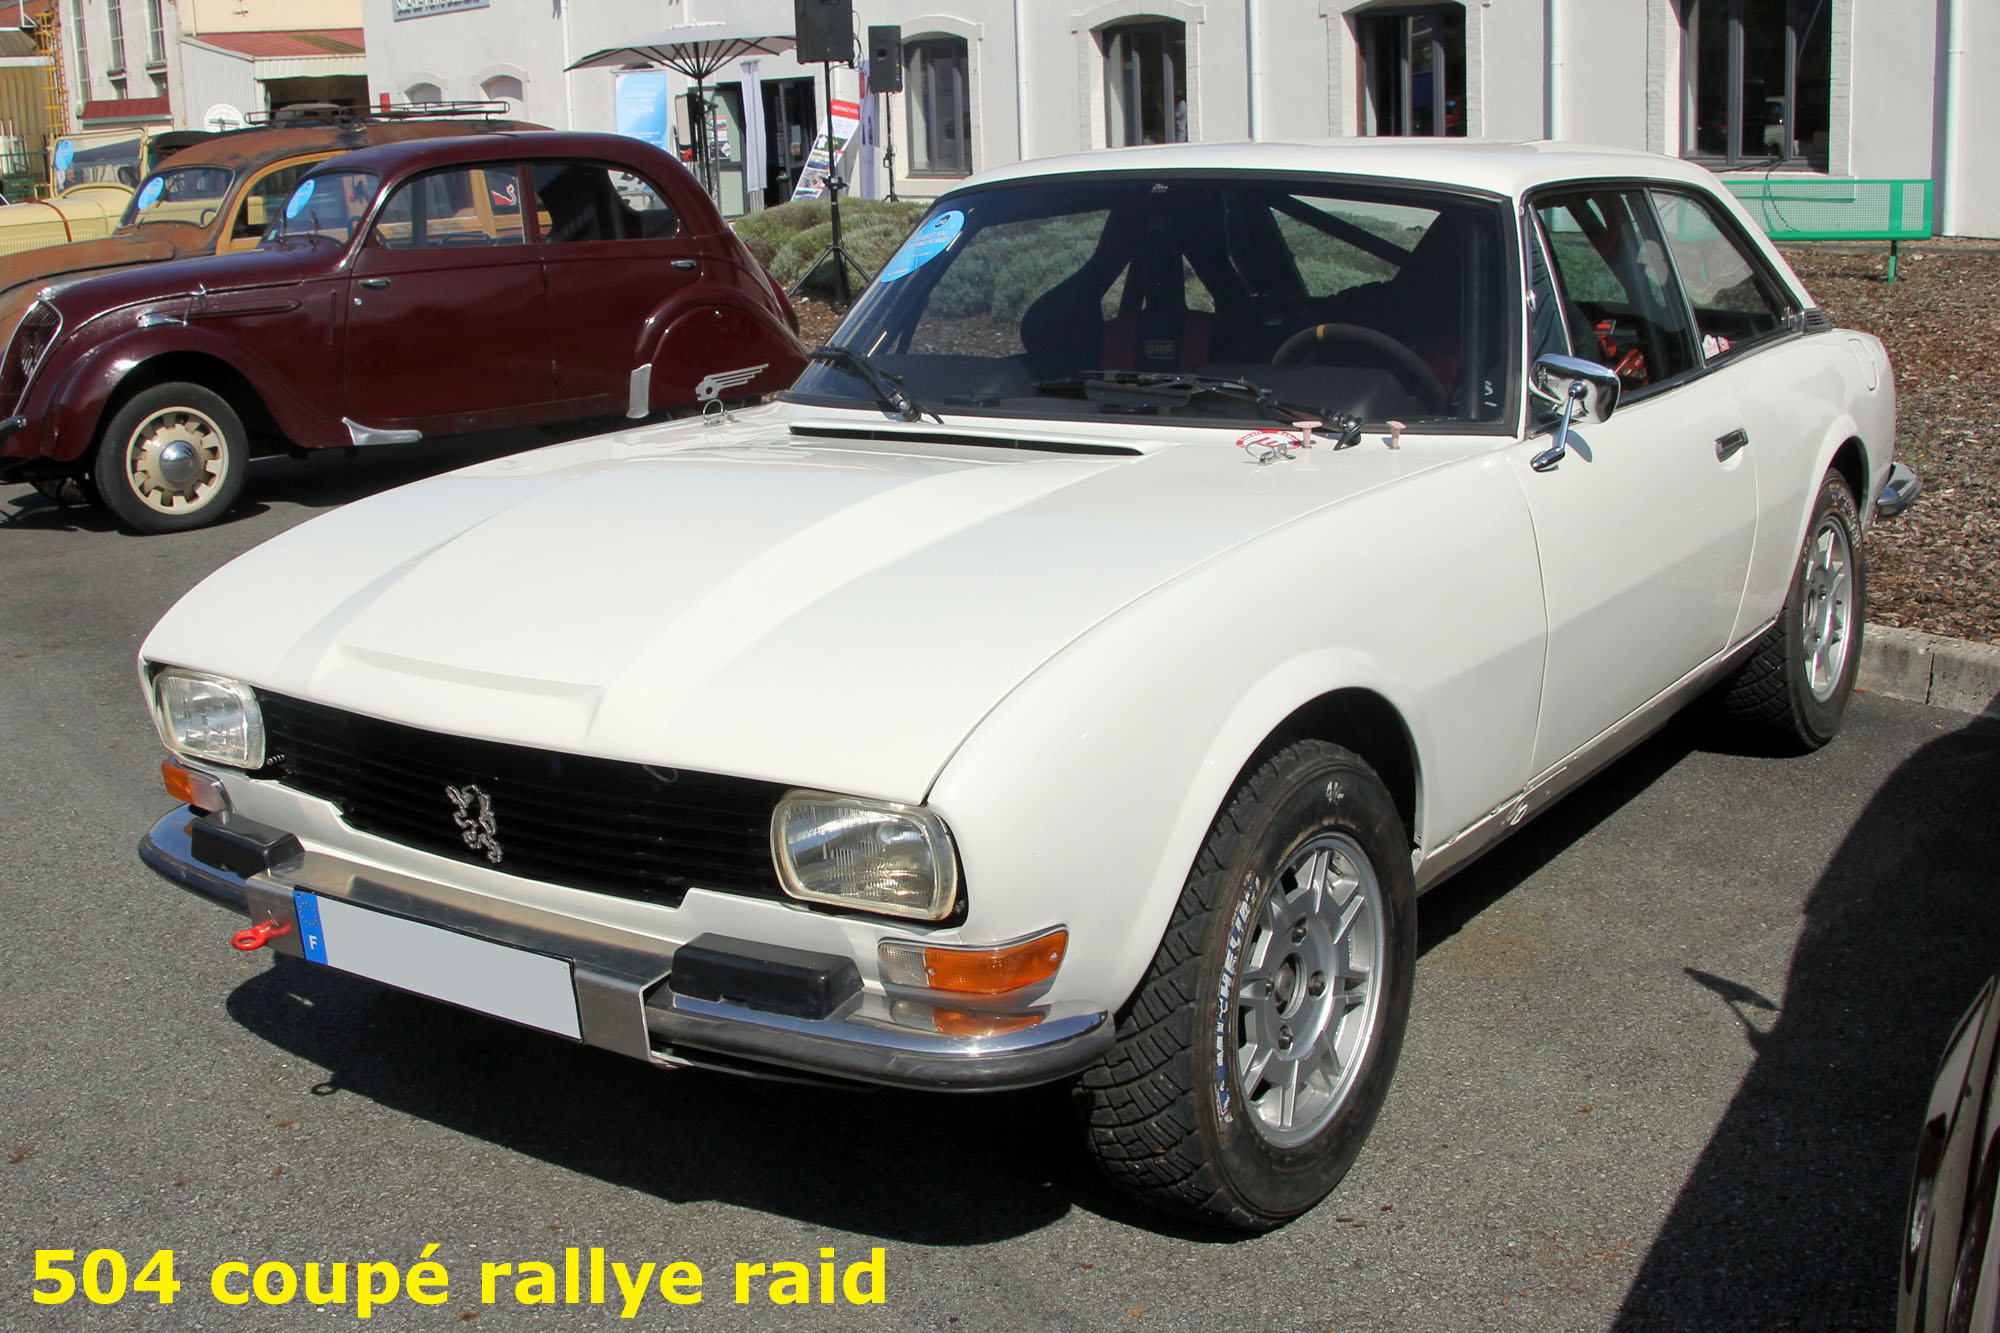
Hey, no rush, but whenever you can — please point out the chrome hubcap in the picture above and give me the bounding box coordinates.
[1801,513,1854,702]
[1233,832,1385,1147]
[125,407,228,514]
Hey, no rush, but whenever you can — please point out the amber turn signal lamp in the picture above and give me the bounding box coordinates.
[878,928,1068,996]
[161,756,225,813]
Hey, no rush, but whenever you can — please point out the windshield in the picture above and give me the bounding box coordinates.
[789,175,1514,430]
[121,166,235,228]
[261,170,381,246]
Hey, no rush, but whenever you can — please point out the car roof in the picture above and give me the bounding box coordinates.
[152,116,539,177]
[959,139,1731,201]
[307,131,683,180]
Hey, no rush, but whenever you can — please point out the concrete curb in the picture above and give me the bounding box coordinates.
[1859,624,2000,715]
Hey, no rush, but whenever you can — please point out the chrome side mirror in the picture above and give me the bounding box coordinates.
[1529,354,1620,472]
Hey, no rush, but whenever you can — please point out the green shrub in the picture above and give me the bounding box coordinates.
[731,197,927,296]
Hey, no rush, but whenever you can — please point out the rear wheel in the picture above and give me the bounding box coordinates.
[92,383,248,534]
[1716,472,1865,748]
[1075,740,1416,1230]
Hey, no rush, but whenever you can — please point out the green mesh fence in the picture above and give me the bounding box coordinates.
[1722,177,1933,240]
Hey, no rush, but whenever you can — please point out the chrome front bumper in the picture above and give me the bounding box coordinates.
[139,808,1112,1092]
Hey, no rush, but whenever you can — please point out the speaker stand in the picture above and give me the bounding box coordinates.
[789,59,871,309]
[880,90,898,203]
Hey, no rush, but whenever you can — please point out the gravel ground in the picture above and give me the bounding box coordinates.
[800,241,2000,646]
[1787,241,2000,645]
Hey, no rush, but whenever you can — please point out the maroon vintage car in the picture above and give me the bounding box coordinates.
[0,131,806,532]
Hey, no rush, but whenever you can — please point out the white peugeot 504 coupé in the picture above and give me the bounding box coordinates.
[135,142,1915,1229]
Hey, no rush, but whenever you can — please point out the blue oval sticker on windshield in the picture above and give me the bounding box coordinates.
[53,139,74,172]
[285,178,316,220]
[135,177,164,211]
[878,210,963,283]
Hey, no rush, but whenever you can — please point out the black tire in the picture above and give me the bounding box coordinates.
[1075,740,1416,1230]
[92,382,248,534]
[1715,472,1865,749]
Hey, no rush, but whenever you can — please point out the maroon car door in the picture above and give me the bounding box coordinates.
[342,162,555,427]
[529,161,700,413]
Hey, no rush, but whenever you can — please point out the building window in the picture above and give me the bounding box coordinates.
[406,82,443,105]
[146,0,164,66]
[1682,0,1830,167]
[481,75,525,120]
[70,0,88,88]
[1102,20,1186,148]
[106,0,125,76]
[904,37,970,176]
[1357,6,1465,136]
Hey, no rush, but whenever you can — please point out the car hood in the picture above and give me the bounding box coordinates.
[52,243,317,326]
[0,229,187,299]
[142,406,1448,801]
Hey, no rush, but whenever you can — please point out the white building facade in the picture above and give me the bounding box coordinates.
[363,0,2000,237]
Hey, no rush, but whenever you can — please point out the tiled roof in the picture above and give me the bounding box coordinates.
[81,97,170,122]
[192,29,366,59]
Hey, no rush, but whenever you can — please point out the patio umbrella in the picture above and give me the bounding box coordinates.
[568,22,798,198]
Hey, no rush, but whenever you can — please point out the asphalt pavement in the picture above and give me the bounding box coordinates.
[4,447,1998,1331]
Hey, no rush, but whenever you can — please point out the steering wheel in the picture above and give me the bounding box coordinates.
[1273,322,1449,414]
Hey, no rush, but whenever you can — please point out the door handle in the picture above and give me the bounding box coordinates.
[359,277,391,290]
[1715,428,1750,461]
[670,259,697,271]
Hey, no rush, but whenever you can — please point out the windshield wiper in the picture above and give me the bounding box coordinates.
[1034,370,1363,446]
[806,343,942,424]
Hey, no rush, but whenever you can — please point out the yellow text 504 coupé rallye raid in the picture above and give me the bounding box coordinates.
[134,141,1917,1229]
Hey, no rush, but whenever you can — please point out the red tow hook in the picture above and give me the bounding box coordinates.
[231,919,290,951]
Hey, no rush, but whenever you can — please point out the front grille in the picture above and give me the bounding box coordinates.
[257,693,788,908]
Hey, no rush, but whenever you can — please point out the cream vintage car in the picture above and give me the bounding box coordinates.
[135,141,1916,1230]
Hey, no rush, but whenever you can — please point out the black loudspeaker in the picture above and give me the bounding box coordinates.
[867,25,903,93]
[793,0,853,64]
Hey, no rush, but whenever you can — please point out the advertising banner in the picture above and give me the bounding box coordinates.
[789,98,860,201]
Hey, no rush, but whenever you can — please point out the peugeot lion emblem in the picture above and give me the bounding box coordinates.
[695,363,768,402]
[445,783,502,865]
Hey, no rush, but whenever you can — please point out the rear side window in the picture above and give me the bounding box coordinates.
[373,165,525,249]
[1534,189,1699,392]
[1650,189,1795,359]
[530,162,681,243]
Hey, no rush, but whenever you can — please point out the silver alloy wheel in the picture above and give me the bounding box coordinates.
[1801,510,1855,702]
[1234,831,1385,1148]
[121,405,232,515]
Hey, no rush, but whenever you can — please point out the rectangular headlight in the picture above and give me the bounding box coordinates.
[771,791,959,921]
[150,668,265,770]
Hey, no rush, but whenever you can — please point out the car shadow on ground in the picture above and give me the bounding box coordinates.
[216,723,1715,1248]
[1613,702,2000,1329]
[1,424,604,533]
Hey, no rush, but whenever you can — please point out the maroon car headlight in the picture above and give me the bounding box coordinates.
[0,300,61,411]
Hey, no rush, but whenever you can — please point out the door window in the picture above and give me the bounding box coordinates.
[905,37,972,176]
[1650,190,1794,360]
[1358,7,1467,137]
[1533,190,1699,393]
[1102,21,1187,147]
[373,166,525,249]
[530,162,681,243]
[229,158,331,244]
[1682,0,1830,167]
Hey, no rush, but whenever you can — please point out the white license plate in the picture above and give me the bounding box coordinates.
[293,892,581,1040]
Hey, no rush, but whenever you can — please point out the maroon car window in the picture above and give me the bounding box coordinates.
[231,162,313,242]
[264,169,380,246]
[373,166,525,249]
[529,162,680,243]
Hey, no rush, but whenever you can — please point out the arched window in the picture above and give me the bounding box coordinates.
[481,75,526,120]
[904,36,971,176]
[406,82,443,105]
[1102,20,1187,148]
